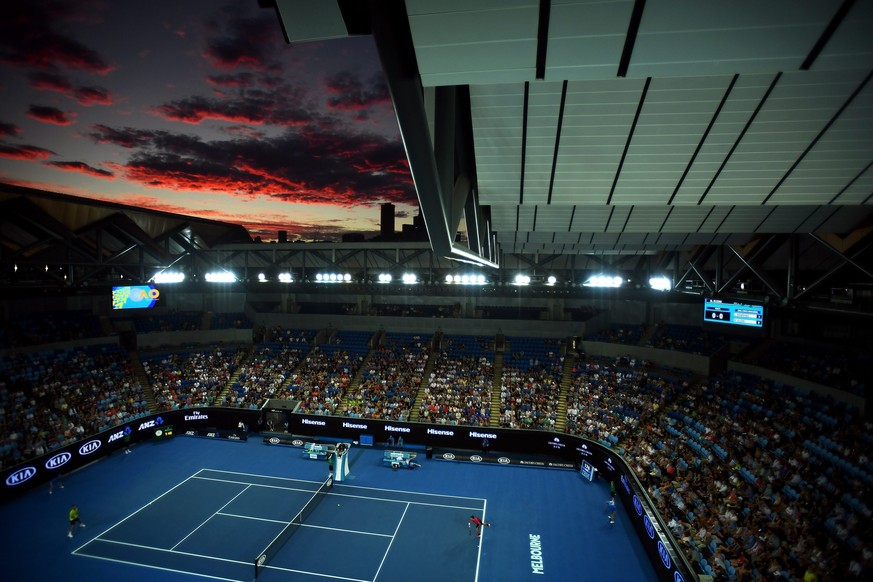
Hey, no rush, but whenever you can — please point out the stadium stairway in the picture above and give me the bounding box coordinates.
[217,349,253,406]
[410,337,439,422]
[129,352,158,412]
[338,347,375,412]
[490,351,503,427]
[553,351,578,432]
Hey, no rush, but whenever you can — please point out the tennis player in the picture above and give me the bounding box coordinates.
[67,504,85,538]
[469,515,491,538]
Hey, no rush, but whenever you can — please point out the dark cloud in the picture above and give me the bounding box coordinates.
[0,122,21,138]
[207,72,255,88]
[153,89,314,126]
[85,122,416,207]
[202,7,281,71]
[29,72,112,106]
[74,85,112,106]
[324,71,390,118]
[0,3,112,74]
[45,160,113,177]
[0,142,55,160]
[27,105,76,126]
[87,124,156,148]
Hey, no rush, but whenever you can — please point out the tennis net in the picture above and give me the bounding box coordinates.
[254,475,333,578]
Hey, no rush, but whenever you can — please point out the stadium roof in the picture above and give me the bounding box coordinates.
[264,0,873,265]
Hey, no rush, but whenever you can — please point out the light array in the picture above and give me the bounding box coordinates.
[445,274,487,285]
[152,271,185,284]
[583,275,623,288]
[204,271,236,283]
[315,273,352,283]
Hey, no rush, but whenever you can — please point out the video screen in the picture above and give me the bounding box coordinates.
[703,297,764,328]
[112,285,160,310]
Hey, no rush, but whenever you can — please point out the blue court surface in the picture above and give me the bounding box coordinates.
[0,436,658,581]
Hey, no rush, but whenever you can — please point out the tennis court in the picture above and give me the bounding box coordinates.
[73,468,487,582]
[1,436,657,581]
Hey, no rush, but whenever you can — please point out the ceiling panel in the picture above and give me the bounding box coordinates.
[626,0,840,78]
[408,1,539,86]
[546,0,635,81]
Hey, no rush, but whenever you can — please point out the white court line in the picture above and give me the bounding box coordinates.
[474,499,488,582]
[327,489,483,511]
[371,502,411,581]
[197,472,483,511]
[286,522,393,538]
[216,511,288,524]
[70,552,245,582]
[260,563,370,582]
[72,470,204,555]
[334,481,487,502]
[84,537,252,566]
[193,474,320,493]
[172,484,252,550]
[196,467,322,484]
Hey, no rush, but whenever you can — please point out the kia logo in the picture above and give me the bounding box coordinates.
[470,455,482,462]
[674,572,685,582]
[46,452,72,469]
[269,437,280,444]
[633,496,643,515]
[292,439,304,446]
[79,440,102,455]
[643,515,655,539]
[498,457,510,464]
[442,453,455,460]
[5,467,36,486]
[658,541,672,569]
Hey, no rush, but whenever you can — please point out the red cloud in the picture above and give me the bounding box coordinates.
[0,142,55,160]
[29,72,73,94]
[27,105,76,126]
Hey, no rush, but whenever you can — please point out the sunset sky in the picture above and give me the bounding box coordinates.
[0,0,419,241]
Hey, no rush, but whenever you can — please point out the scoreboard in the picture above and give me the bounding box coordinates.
[703,297,764,328]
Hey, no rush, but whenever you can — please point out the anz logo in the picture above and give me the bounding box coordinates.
[138,417,164,431]
[79,440,102,455]
[633,495,643,516]
[657,541,672,569]
[643,515,656,539]
[46,452,72,470]
[5,466,36,487]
